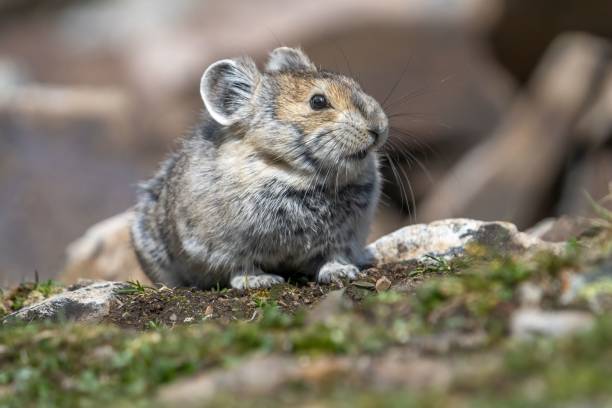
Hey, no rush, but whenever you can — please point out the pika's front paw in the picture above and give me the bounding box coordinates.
[230,274,285,290]
[317,262,360,284]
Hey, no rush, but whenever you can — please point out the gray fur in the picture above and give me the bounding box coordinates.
[265,47,316,73]
[131,47,388,289]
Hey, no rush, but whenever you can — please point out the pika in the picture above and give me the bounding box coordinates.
[131,47,388,289]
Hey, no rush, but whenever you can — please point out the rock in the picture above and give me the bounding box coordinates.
[352,281,376,290]
[511,308,594,339]
[204,305,214,319]
[367,218,561,266]
[375,276,392,292]
[525,216,594,242]
[59,210,150,284]
[2,281,127,324]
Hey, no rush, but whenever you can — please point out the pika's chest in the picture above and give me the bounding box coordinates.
[236,179,375,256]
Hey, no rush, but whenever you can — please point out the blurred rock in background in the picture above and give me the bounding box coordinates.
[0,0,611,284]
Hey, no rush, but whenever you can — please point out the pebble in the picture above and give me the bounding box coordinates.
[375,276,392,292]
[352,281,375,290]
[204,305,214,317]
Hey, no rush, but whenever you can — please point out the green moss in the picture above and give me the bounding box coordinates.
[1,292,612,407]
[1,280,64,315]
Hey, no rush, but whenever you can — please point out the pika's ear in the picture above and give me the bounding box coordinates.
[265,47,316,73]
[200,57,260,126]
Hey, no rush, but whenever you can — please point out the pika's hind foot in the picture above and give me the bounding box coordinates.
[317,261,360,284]
[230,274,285,289]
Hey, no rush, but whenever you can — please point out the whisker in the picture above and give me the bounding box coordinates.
[385,74,454,111]
[389,127,437,156]
[396,157,418,223]
[385,136,434,186]
[381,57,412,108]
[336,44,357,82]
[383,152,409,214]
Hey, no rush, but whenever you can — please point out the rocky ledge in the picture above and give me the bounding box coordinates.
[4,217,560,324]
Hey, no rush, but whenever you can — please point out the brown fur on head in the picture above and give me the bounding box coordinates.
[200,47,388,183]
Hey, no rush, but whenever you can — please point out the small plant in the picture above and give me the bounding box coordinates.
[116,280,152,295]
[210,282,229,293]
[585,184,612,229]
[256,299,296,329]
[2,279,63,313]
[423,254,453,273]
[34,279,61,298]
[410,254,474,277]
[146,319,164,330]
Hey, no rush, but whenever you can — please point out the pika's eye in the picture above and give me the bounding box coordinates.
[309,94,328,110]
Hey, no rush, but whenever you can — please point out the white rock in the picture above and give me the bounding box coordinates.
[60,210,149,284]
[511,308,594,339]
[367,218,561,266]
[2,281,127,324]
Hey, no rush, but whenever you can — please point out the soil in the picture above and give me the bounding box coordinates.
[106,260,429,330]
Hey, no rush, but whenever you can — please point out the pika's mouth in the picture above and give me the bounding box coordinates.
[347,149,370,161]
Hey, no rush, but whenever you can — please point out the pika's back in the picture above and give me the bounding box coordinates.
[131,47,388,289]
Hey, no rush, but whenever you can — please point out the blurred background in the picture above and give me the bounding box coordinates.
[1,0,612,285]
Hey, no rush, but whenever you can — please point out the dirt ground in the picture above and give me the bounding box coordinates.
[106,261,429,330]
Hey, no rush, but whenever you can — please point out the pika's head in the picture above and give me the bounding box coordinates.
[200,47,388,175]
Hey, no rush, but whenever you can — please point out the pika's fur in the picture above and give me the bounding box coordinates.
[131,47,388,289]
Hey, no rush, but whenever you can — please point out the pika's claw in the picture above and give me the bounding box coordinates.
[317,261,359,284]
[230,274,285,289]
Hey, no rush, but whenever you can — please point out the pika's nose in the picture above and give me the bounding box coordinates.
[367,129,379,143]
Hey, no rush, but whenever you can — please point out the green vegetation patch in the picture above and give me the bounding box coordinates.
[0,279,64,318]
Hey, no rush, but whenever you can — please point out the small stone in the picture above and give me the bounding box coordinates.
[183,317,194,323]
[204,305,214,317]
[169,313,177,322]
[375,277,392,292]
[352,281,375,290]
